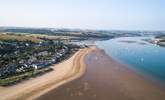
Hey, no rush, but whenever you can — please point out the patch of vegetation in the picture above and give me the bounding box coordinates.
[0,33,43,43]
[0,27,114,41]
[0,68,53,86]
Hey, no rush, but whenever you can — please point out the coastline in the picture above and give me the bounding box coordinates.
[0,46,96,100]
[38,46,165,100]
[1,45,165,100]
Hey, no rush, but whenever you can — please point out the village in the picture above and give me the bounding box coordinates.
[0,38,80,86]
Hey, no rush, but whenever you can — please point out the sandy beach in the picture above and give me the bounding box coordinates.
[1,46,165,100]
[38,47,165,100]
[0,47,95,100]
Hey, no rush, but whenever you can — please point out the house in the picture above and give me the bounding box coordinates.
[30,64,38,70]
[27,56,37,64]
[38,51,49,56]
[31,61,50,70]
[51,58,57,64]
[16,64,29,73]
[0,65,16,77]
[25,43,29,47]
[57,52,63,57]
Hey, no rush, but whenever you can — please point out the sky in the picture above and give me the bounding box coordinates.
[0,0,165,30]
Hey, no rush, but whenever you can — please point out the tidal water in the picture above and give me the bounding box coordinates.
[96,37,165,82]
[38,49,136,100]
[38,37,165,100]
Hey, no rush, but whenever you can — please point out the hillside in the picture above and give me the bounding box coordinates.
[0,33,43,43]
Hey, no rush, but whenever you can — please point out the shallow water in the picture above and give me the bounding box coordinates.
[96,37,165,82]
[38,38,165,100]
[38,50,135,100]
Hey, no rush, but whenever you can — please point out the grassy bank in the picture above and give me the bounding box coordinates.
[0,68,53,86]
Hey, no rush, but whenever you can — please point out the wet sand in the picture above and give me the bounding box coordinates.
[0,47,95,100]
[38,48,165,100]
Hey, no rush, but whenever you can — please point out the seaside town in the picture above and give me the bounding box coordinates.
[0,33,81,86]
[1,0,165,100]
[0,27,165,100]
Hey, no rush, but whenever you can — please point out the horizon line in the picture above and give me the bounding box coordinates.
[0,25,165,32]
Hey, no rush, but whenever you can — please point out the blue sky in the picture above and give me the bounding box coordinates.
[0,0,165,30]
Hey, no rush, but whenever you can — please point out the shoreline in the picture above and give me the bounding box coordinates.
[38,46,165,100]
[1,45,165,100]
[86,48,165,100]
[101,47,165,88]
[0,46,96,100]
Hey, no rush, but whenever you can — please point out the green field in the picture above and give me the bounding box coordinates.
[0,33,43,43]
